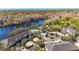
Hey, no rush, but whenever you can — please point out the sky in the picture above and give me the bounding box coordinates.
[0,0,79,8]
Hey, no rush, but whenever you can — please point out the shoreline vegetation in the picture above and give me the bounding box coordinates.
[45,17,79,31]
[9,24,42,37]
[0,10,79,27]
[0,10,47,27]
[1,10,79,39]
[1,10,79,51]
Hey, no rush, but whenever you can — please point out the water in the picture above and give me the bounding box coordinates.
[0,19,46,40]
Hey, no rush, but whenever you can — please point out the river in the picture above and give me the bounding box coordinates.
[0,19,46,40]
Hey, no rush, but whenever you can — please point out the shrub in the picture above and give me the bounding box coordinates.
[46,17,79,31]
[61,35,76,42]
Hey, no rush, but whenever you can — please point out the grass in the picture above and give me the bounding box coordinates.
[9,24,42,37]
[45,17,79,31]
[9,28,27,37]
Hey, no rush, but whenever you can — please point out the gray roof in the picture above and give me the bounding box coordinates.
[53,42,79,51]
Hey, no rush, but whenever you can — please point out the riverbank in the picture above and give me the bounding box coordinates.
[0,39,8,51]
[0,39,8,44]
[0,19,46,40]
[0,10,79,27]
[1,14,79,51]
[0,10,49,27]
